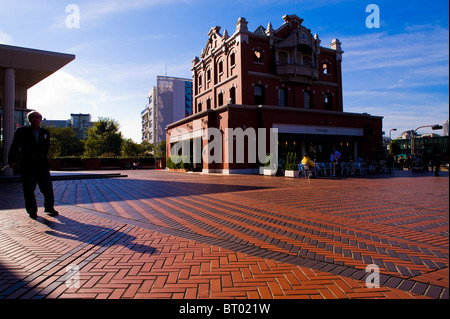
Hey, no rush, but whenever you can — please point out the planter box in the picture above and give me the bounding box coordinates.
[48,159,62,170]
[82,158,101,170]
[50,158,93,171]
[285,170,299,178]
[263,168,277,176]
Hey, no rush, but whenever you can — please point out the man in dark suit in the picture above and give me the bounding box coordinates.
[8,111,58,219]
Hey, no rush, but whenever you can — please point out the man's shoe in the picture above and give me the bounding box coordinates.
[29,213,37,219]
[45,209,59,216]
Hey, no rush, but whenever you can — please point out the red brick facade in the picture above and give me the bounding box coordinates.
[167,14,383,174]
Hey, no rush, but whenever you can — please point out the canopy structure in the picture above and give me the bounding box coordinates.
[1,44,75,174]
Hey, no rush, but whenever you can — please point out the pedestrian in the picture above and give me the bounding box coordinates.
[8,111,58,219]
[432,144,441,176]
[330,149,341,176]
[386,154,394,173]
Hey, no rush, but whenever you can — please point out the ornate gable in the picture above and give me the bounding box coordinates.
[201,26,225,59]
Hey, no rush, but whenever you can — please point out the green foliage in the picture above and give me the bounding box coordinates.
[48,137,61,159]
[44,119,154,160]
[121,138,141,158]
[140,140,154,155]
[264,153,273,167]
[121,139,155,158]
[166,155,191,170]
[389,139,401,156]
[42,125,84,157]
[100,152,119,158]
[285,152,297,170]
[154,140,166,158]
[84,117,123,157]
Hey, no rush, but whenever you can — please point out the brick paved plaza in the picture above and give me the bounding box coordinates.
[0,169,448,304]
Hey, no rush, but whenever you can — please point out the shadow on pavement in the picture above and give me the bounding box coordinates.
[38,215,158,256]
[52,178,271,206]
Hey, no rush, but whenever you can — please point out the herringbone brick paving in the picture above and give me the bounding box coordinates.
[0,170,448,299]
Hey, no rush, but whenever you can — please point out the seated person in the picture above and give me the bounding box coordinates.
[301,153,319,177]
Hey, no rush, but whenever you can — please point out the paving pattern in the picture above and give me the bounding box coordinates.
[0,170,448,300]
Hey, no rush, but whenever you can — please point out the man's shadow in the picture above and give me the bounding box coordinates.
[38,215,158,256]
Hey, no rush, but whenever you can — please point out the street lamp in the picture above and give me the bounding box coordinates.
[411,124,443,155]
[389,128,397,140]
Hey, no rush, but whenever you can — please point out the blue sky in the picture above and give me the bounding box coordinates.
[1,0,448,142]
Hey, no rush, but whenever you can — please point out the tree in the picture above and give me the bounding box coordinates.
[84,117,123,157]
[141,140,154,156]
[48,137,61,159]
[389,139,401,156]
[154,140,166,158]
[42,125,84,157]
[121,138,141,158]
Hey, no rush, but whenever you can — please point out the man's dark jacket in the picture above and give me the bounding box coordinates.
[8,125,51,174]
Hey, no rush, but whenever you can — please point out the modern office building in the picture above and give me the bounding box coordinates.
[41,119,70,128]
[70,113,92,140]
[142,76,193,145]
[0,44,75,174]
[166,14,384,174]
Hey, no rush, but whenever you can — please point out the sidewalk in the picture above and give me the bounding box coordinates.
[0,169,448,301]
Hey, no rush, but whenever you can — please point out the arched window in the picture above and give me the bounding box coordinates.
[197,102,202,113]
[230,87,236,104]
[304,91,313,109]
[206,68,211,88]
[324,93,333,110]
[254,85,265,105]
[207,99,211,110]
[230,52,236,76]
[230,52,235,67]
[218,92,224,106]
[278,88,288,107]
[322,63,329,75]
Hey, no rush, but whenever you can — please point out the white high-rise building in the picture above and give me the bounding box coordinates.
[141,76,193,145]
[443,120,449,136]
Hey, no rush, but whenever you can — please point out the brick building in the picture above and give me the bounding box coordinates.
[166,14,383,174]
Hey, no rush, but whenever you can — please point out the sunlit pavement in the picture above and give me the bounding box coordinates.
[0,169,448,300]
